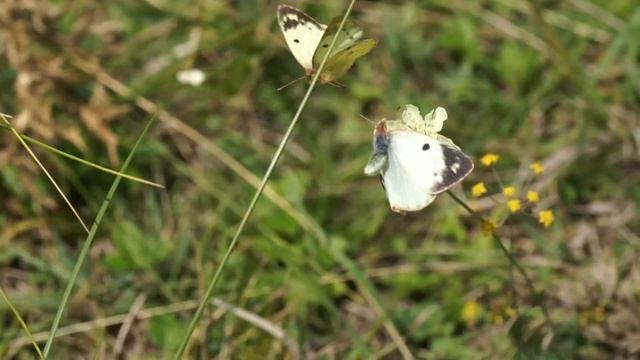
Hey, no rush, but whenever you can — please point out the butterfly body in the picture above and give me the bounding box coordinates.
[364,106,474,213]
[277,4,376,84]
[364,121,389,176]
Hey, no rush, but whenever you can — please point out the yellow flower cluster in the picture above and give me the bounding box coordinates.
[469,154,555,229]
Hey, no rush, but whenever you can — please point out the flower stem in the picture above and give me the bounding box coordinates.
[446,190,553,328]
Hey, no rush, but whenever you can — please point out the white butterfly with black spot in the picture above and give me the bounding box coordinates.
[364,109,474,213]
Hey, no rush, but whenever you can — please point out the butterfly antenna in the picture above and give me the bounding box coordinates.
[277,75,305,91]
[329,80,345,88]
[359,114,375,125]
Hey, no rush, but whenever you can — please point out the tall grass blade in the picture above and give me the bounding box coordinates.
[0,286,45,359]
[173,1,360,357]
[42,117,156,357]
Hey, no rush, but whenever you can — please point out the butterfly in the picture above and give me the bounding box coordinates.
[277,4,377,85]
[364,106,474,213]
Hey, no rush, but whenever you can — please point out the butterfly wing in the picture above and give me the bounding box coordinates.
[312,16,376,81]
[364,152,388,176]
[313,17,363,62]
[430,142,474,194]
[383,151,437,212]
[277,5,327,72]
[382,131,473,212]
[321,39,377,82]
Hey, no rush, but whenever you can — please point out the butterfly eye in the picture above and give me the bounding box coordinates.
[322,44,328,48]
[422,143,430,151]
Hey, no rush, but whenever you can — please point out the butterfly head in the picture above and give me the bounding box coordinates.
[306,69,335,84]
[374,120,387,136]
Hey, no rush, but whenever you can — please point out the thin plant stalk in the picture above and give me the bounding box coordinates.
[446,190,553,327]
[1,113,90,233]
[0,122,163,188]
[42,117,156,357]
[0,286,45,359]
[172,1,360,357]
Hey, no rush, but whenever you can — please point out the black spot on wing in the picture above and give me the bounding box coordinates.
[430,145,474,193]
[277,5,324,31]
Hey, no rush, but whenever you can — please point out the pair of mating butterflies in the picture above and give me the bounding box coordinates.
[364,106,474,213]
[277,4,377,84]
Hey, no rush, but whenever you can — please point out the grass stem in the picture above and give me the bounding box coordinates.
[172,1,360,357]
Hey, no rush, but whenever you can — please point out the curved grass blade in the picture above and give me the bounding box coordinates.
[42,117,156,357]
[0,122,163,188]
[172,1,360,357]
[0,286,45,359]
[1,113,90,233]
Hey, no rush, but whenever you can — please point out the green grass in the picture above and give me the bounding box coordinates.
[42,117,155,356]
[1,0,639,358]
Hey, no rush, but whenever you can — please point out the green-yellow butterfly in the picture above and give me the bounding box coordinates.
[277,4,377,85]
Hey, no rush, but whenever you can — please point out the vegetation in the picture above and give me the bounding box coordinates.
[1,0,638,358]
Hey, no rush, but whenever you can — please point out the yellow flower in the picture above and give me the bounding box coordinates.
[480,153,500,167]
[507,199,521,213]
[504,306,517,318]
[530,162,544,174]
[579,305,606,325]
[593,305,605,323]
[526,190,540,203]
[490,313,504,325]
[461,300,482,327]
[481,219,498,235]
[502,186,516,197]
[471,182,487,197]
[538,210,554,228]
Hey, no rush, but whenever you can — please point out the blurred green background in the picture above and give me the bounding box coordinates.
[1,0,639,358]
